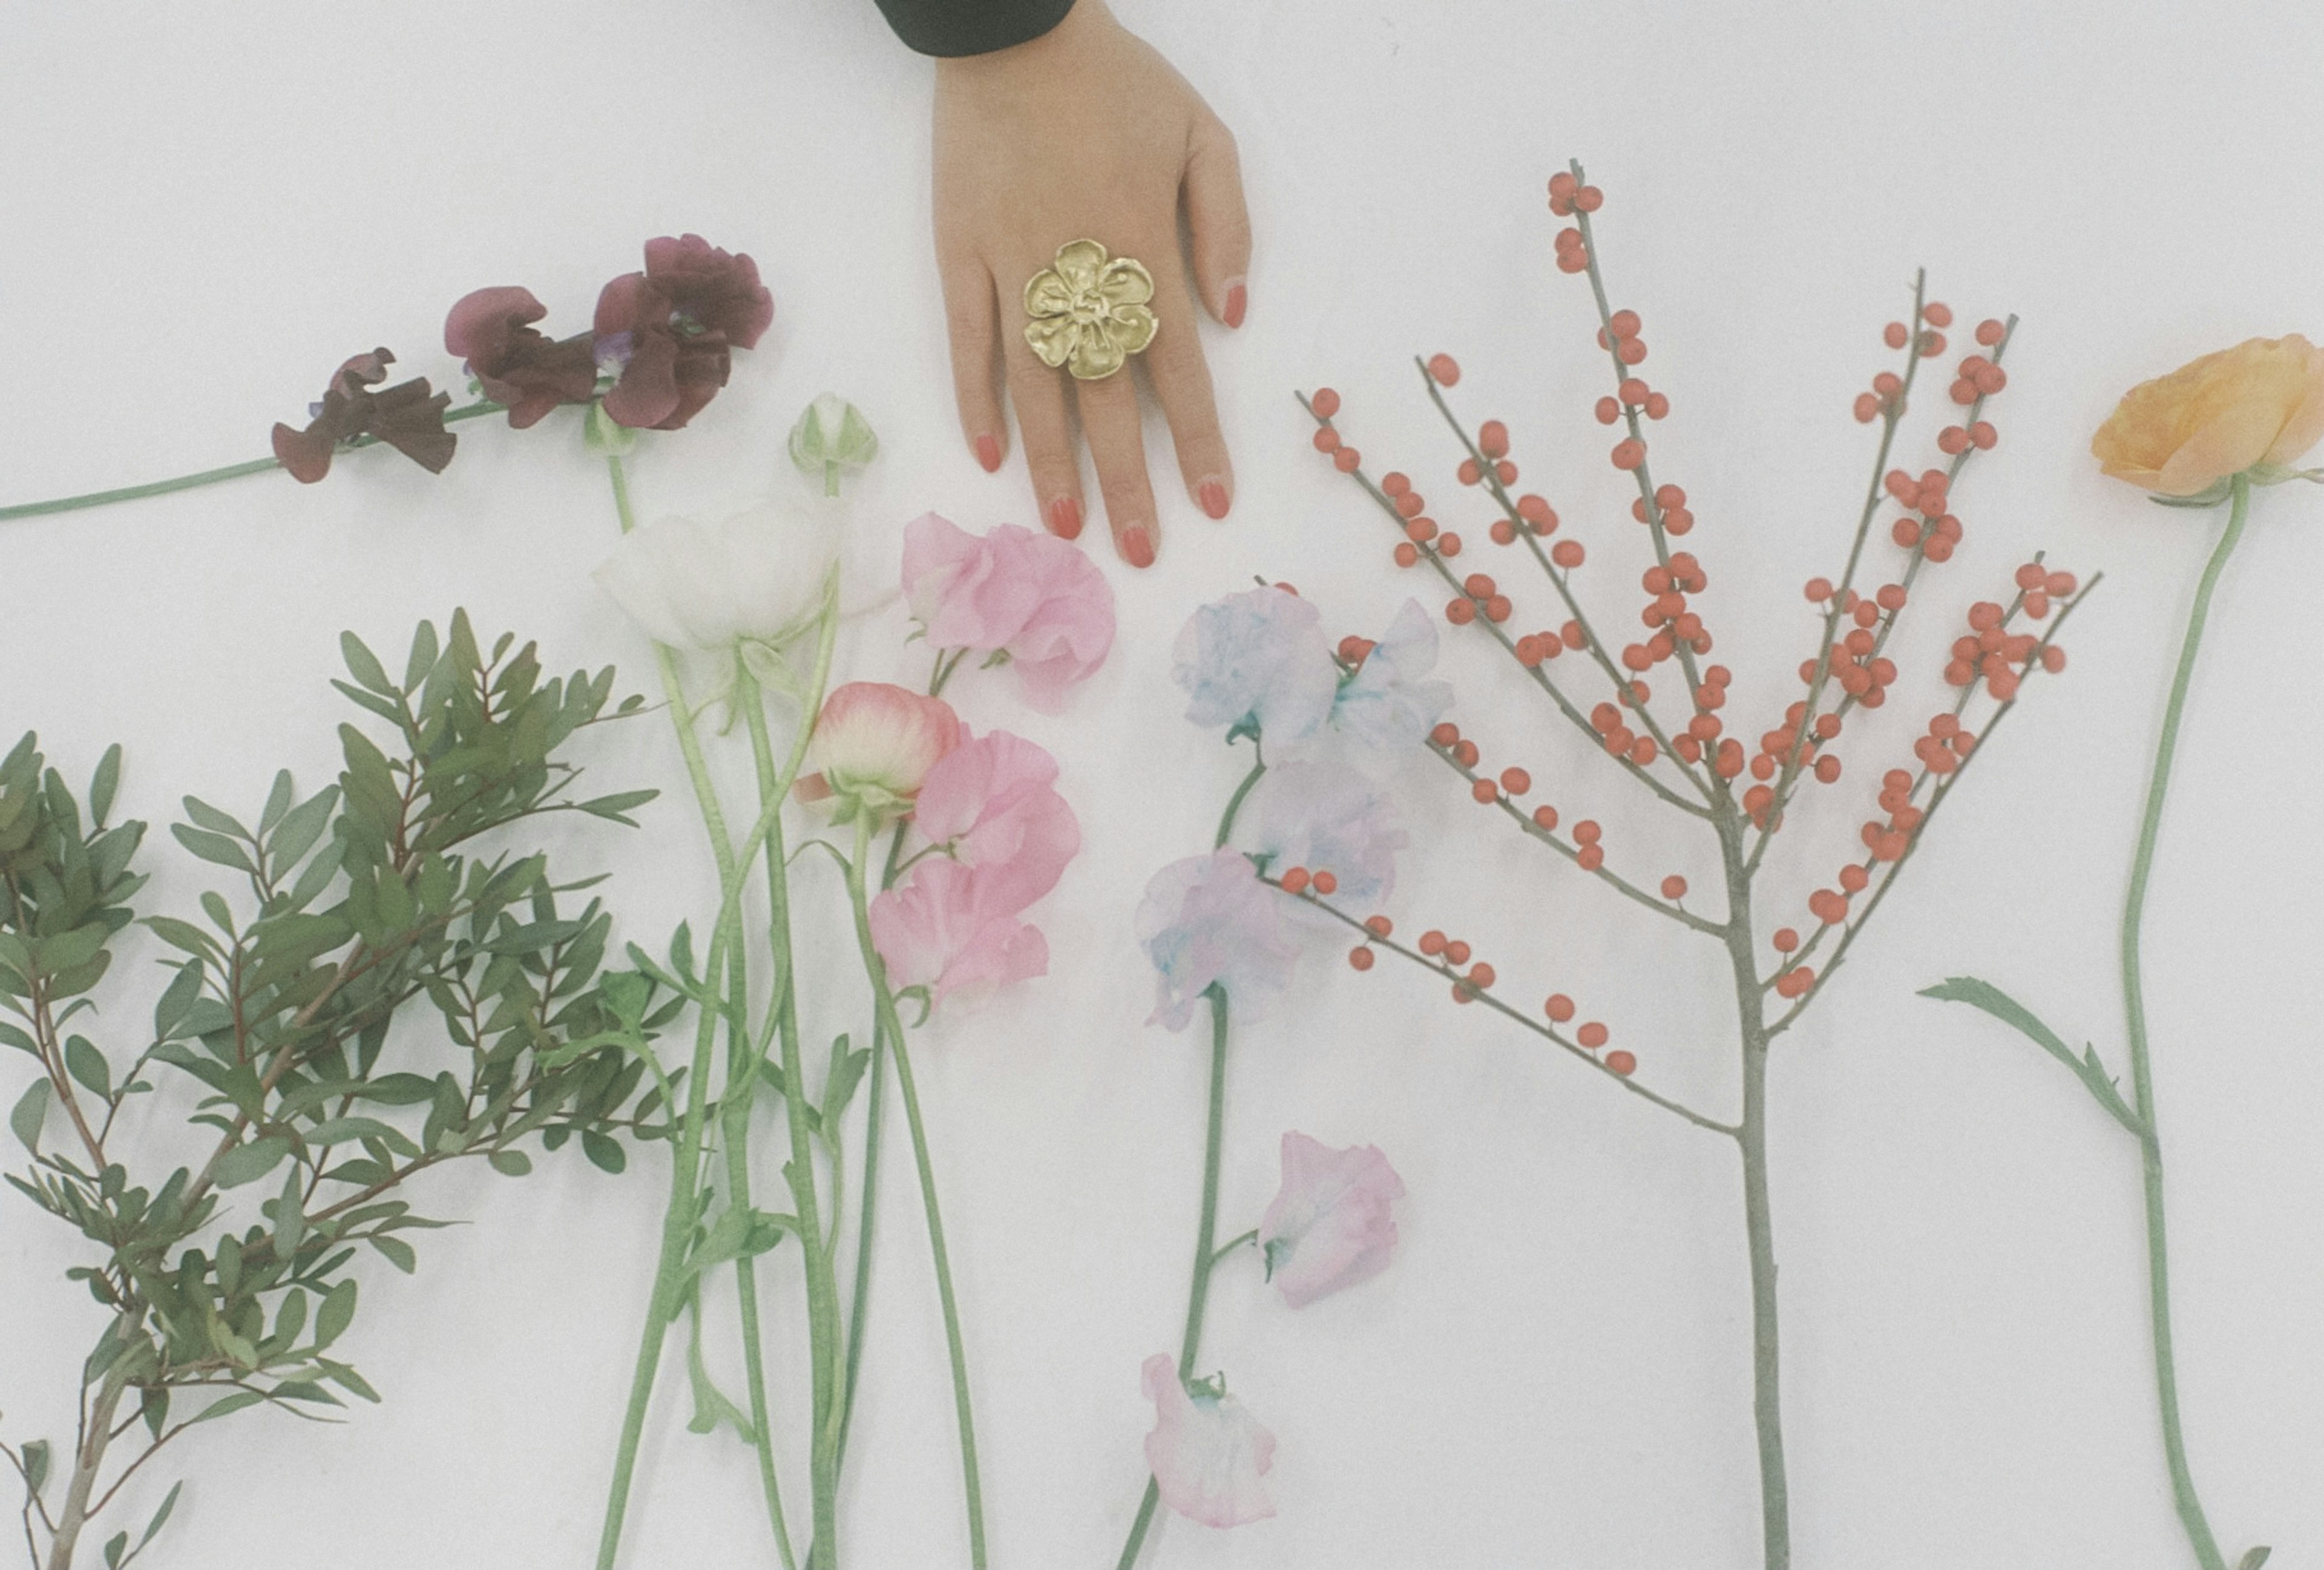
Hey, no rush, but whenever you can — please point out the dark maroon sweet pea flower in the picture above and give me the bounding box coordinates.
[271,349,455,484]
[444,286,600,429]
[595,234,775,431]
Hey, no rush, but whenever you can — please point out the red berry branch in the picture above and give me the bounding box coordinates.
[1287,159,2095,1570]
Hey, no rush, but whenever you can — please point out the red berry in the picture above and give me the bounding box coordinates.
[1428,353,1462,386]
[1312,870,1339,895]
[1605,1049,1637,1076]
[1311,387,1342,418]
[1545,993,1575,1022]
[1661,875,1688,900]
[1348,946,1374,971]
[1280,867,1310,893]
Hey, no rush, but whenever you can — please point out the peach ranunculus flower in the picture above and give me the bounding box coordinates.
[2092,334,2324,498]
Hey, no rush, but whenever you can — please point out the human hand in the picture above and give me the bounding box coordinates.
[933,0,1249,568]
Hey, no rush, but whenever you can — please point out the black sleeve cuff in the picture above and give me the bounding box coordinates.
[873,0,1076,56]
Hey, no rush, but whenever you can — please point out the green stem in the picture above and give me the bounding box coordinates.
[2121,476,2249,1570]
[1114,985,1233,1570]
[834,1010,890,1468]
[0,399,505,521]
[597,452,750,1570]
[842,817,986,1568]
[733,670,807,1570]
[1209,1229,1258,1269]
[1116,741,1271,1565]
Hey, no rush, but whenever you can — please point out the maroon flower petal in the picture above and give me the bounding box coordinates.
[645,233,773,349]
[370,381,458,473]
[602,327,680,430]
[272,421,336,484]
[445,286,548,360]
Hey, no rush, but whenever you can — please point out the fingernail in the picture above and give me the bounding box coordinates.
[1048,496,1083,540]
[1196,479,1230,520]
[1222,279,1247,329]
[974,434,1002,473]
[1120,525,1155,569]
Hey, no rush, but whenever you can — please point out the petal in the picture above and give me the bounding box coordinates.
[1052,238,1109,296]
[1023,267,1075,320]
[2260,333,2324,468]
[602,329,680,430]
[1068,330,1128,381]
[1141,1356,1276,1529]
[1095,255,1155,308]
[1024,313,1080,370]
[1107,303,1158,358]
[271,421,334,484]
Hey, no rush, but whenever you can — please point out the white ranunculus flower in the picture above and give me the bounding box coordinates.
[593,499,843,654]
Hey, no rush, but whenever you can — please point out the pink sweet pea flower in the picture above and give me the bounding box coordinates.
[911,730,1079,915]
[902,514,1114,711]
[807,683,961,822]
[1257,1133,1405,1309]
[1140,1355,1276,1529]
[868,858,1048,1002]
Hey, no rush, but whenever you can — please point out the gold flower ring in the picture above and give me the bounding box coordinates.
[1023,240,1158,381]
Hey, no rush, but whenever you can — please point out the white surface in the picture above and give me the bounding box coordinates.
[4,2,2322,1567]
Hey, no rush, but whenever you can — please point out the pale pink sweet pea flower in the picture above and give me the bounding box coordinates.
[806,682,961,821]
[1135,849,1298,1030]
[902,513,1114,712]
[868,859,1048,1002]
[911,730,1079,915]
[1257,1133,1405,1309]
[1140,1355,1276,1529]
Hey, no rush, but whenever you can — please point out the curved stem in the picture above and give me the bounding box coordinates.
[734,675,807,1570]
[2121,477,2249,1570]
[597,453,750,1570]
[842,817,985,1568]
[0,399,506,522]
[1115,985,1234,1570]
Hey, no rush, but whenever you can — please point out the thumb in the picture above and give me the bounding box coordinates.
[1182,110,1252,327]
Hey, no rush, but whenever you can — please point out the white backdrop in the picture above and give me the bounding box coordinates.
[3,2,2320,1567]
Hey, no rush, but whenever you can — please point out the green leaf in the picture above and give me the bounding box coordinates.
[318,1358,381,1403]
[144,917,219,960]
[404,620,441,692]
[174,819,258,871]
[1919,976,2144,1137]
[2237,1548,2273,1570]
[153,961,203,1040]
[103,1529,127,1569]
[267,786,340,873]
[824,1037,870,1122]
[0,1020,36,1057]
[487,1148,533,1178]
[580,1129,626,1174]
[212,1135,290,1189]
[273,1166,306,1260]
[189,1390,266,1425]
[133,1480,183,1557]
[88,745,122,828]
[576,789,658,827]
[10,1077,51,1155]
[314,1279,358,1348]
[179,795,250,841]
[353,1073,435,1106]
[65,1036,112,1100]
[20,1438,47,1497]
[340,631,398,697]
[370,1234,417,1274]
[34,923,108,977]
[258,770,295,835]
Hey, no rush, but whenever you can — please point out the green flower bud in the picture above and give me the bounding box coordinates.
[789,394,878,497]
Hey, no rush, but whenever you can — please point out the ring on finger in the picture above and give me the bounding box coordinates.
[1022,240,1158,381]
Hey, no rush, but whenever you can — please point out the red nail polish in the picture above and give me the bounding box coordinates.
[974,435,1001,473]
[1048,496,1083,539]
[1223,283,1247,329]
[1198,480,1230,519]
[1121,527,1155,568]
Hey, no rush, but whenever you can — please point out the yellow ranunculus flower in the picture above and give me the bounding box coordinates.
[2092,333,2324,496]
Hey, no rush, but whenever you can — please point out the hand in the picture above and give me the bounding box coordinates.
[933,0,1249,568]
